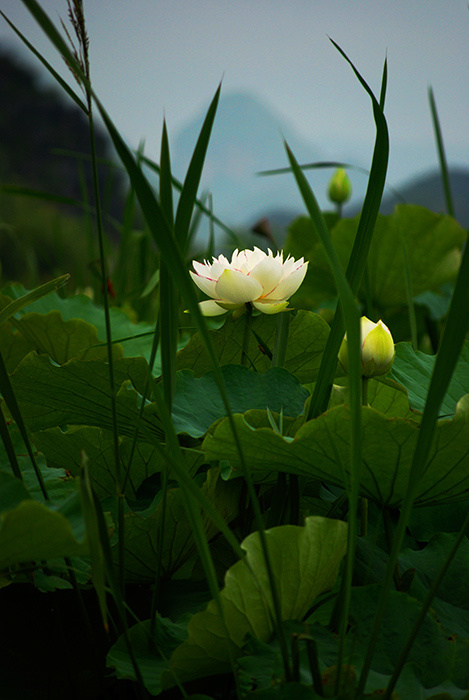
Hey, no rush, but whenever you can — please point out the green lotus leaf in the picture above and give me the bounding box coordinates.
[32,426,170,499]
[9,352,163,442]
[172,365,309,437]
[163,516,347,686]
[284,205,466,310]
[0,492,87,572]
[13,310,122,364]
[118,468,241,582]
[203,395,469,507]
[390,341,469,416]
[1,283,158,366]
[177,309,330,383]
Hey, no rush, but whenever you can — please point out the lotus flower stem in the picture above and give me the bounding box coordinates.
[241,303,253,367]
[362,376,369,406]
[272,309,290,368]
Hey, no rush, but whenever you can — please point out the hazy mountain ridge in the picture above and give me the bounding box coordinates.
[172,91,326,225]
[173,91,469,233]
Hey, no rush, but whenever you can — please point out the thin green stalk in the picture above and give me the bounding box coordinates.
[0,350,48,499]
[384,509,469,699]
[428,87,455,218]
[265,472,288,528]
[241,304,253,367]
[306,639,324,697]
[271,310,290,368]
[84,68,124,596]
[0,406,22,480]
[361,376,369,407]
[359,497,368,537]
[306,50,389,422]
[402,238,418,350]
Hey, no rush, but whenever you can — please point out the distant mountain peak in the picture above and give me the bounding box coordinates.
[172,90,323,225]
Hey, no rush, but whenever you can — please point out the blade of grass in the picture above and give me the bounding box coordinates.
[306,48,389,421]
[80,452,108,633]
[402,238,418,350]
[140,154,241,245]
[428,87,455,218]
[356,230,469,696]
[0,274,70,327]
[0,406,22,480]
[0,9,88,113]
[174,86,220,253]
[159,119,177,409]
[0,350,48,499]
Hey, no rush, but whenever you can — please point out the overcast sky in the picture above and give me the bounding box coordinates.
[2,0,469,194]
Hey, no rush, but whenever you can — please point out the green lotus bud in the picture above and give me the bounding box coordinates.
[339,316,395,378]
[327,167,352,205]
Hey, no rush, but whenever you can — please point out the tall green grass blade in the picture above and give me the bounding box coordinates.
[159,120,177,409]
[307,50,389,420]
[402,239,418,350]
[174,85,221,252]
[80,453,108,632]
[1,184,83,207]
[0,274,70,327]
[356,229,469,696]
[140,154,240,244]
[0,406,22,480]
[206,192,215,259]
[0,184,121,234]
[428,87,455,218]
[0,351,48,499]
[0,10,88,113]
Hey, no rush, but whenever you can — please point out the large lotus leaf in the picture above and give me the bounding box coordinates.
[0,420,81,506]
[284,206,465,309]
[9,352,163,442]
[390,341,469,417]
[177,309,329,384]
[348,585,463,691]
[172,365,309,437]
[0,491,88,572]
[32,426,169,499]
[203,394,469,507]
[0,321,35,374]
[329,376,420,421]
[119,468,241,582]
[13,310,122,364]
[399,533,469,642]
[107,617,188,696]
[1,284,159,366]
[163,516,347,686]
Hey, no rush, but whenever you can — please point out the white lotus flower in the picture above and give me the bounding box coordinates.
[190,247,308,316]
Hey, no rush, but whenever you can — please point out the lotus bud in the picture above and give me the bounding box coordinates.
[327,167,352,205]
[339,316,395,378]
